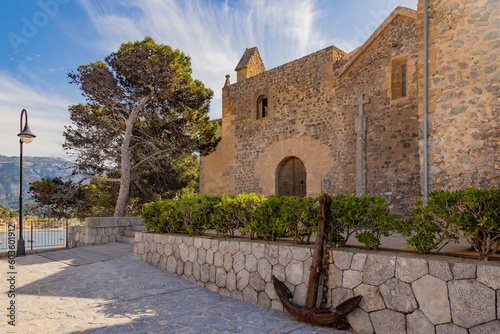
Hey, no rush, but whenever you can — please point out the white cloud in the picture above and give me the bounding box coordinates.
[0,71,71,157]
[76,0,332,119]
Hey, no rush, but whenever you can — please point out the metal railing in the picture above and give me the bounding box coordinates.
[0,220,68,251]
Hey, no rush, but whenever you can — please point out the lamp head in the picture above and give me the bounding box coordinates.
[18,123,36,144]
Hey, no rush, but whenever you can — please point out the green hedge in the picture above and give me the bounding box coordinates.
[142,188,500,260]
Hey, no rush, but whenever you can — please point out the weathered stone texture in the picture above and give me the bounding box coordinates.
[418,0,500,191]
[379,278,418,313]
[448,279,496,328]
[412,275,451,325]
[407,310,435,334]
[395,257,428,283]
[362,255,396,286]
[370,309,406,334]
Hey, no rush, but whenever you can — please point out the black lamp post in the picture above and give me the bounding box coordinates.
[17,109,36,256]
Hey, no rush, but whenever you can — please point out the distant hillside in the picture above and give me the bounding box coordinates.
[0,155,71,210]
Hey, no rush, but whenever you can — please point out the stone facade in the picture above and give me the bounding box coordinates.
[200,0,499,216]
[417,0,500,190]
[68,216,143,248]
[135,233,500,334]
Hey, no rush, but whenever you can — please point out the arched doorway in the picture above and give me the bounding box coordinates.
[277,157,306,197]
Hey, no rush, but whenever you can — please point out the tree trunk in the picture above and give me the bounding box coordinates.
[114,96,151,217]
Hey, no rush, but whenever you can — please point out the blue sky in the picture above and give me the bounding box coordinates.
[0,0,417,158]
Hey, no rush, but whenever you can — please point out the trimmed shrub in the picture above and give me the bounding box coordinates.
[402,188,499,259]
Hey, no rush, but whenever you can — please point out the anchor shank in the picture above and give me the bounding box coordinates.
[304,196,329,309]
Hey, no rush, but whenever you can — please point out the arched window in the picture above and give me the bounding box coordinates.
[257,95,268,119]
[277,157,306,197]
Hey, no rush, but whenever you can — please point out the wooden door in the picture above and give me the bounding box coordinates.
[277,157,306,197]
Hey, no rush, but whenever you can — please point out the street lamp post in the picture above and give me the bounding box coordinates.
[17,109,36,256]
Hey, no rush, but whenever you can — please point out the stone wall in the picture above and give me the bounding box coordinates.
[68,217,143,248]
[135,232,500,334]
[201,9,422,216]
[417,0,500,190]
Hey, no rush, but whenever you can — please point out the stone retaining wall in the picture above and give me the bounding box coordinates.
[135,232,500,334]
[68,217,143,248]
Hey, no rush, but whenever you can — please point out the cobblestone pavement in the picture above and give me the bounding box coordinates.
[1,243,351,334]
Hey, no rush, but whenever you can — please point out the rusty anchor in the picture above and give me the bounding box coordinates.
[272,194,362,328]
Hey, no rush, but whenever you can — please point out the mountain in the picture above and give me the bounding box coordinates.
[0,155,71,210]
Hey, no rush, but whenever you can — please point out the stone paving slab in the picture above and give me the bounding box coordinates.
[38,243,134,266]
[1,243,351,334]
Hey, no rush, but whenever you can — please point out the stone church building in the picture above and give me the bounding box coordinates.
[200,0,499,215]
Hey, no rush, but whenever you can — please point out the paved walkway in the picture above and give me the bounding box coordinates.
[1,243,351,334]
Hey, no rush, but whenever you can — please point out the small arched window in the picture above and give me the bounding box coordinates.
[257,95,268,119]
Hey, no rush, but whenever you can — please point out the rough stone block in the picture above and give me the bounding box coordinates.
[216,267,226,288]
[278,246,293,266]
[176,259,184,276]
[362,254,396,286]
[265,282,277,300]
[202,238,211,250]
[218,287,230,298]
[353,284,385,312]
[108,235,116,242]
[327,264,343,288]
[252,243,265,259]
[205,248,214,265]
[292,283,308,307]
[233,251,245,272]
[351,253,367,271]
[380,278,418,313]
[101,217,119,227]
[84,217,101,228]
[226,269,236,291]
[153,234,162,244]
[347,307,374,334]
[395,257,428,283]
[436,323,467,334]
[249,272,265,292]
[370,309,405,334]
[343,269,363,289]
[239,241,252,255]
[164,243,173,257]
[271,299,284,312]
[184,261,193,278]
[230,290,243,301]
[272,264,286,282]
[237,269,250,291]
[97,228,105,236]
[412,274,451,325]
[101,234,108,244]
[451,262,476,279]
[209,265,216,282]
[245,253,258,272]
[188,246,198,263]
[407,310,434,334]
[448,279,496,328]
[179,243,189,262]
[469,320,500,334]
[330,287,354,309]
[205,282,219,293]
[302,257,312,286]
[228,241,239,255]
[158,256,167,271]
[150,241,157,253]
[192,262,200,281]
[242,286,258,305]
[219,240,229,255]
[285,259,304,285]
[476,265,500,290]
[210,239,219,252]
[332,250,353,270]
[200,264,210,283]
[257,291,271,309]
[290,246,310,261]
[428,260,453,281]
[265,244,279,265]
[258,258,272,282]
[193,237,202,249]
